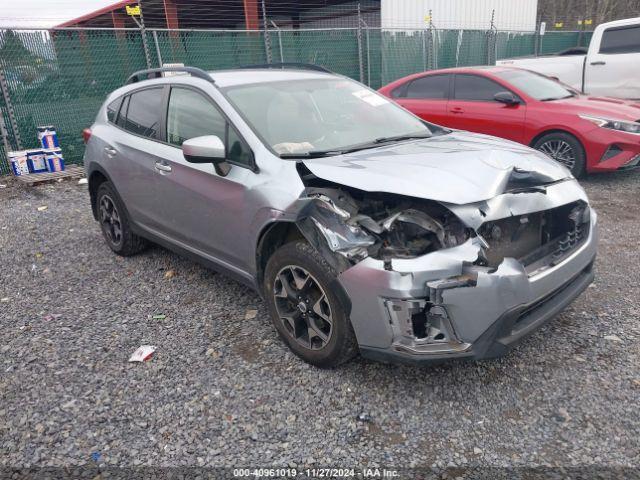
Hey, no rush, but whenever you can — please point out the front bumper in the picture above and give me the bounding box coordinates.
[583,127,640,172]
[338,208,598,364]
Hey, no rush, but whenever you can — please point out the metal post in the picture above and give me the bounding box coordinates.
[356,2,364,83]
[0,69,21,150]
[487,9,496,65]
[152,30,163,66]
[270,21,284,62]
[427,11,436,70]
[422,29,427,71]
[363,20,371,86]
[137,1,153,68]
[0,113,12,156]
[261,0,272,64]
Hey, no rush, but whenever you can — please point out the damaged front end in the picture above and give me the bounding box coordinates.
[292,164,597,363]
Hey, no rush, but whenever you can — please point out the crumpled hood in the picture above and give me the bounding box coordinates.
[302,131,571,205]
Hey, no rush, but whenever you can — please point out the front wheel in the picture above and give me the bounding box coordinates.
[533,132,586,178]
[263,241,358,368]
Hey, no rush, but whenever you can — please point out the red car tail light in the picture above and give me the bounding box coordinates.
[82,128,92,144]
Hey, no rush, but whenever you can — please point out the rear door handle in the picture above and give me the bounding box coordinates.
[590,61,606,66]
[154,161,172,173]
[104,146,117,157]
[450,107,465,114]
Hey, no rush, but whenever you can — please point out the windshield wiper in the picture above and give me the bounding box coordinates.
[540,93,575,102]
[279,150,346,159]
[278,133,433,159]
[373,133,432,144]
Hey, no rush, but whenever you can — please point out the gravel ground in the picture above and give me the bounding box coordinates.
[0,172,639,476]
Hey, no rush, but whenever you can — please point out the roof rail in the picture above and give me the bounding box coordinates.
[237,62,333,74]
[125,66,214,85]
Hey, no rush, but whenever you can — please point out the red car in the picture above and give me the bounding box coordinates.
[379,66,640,177]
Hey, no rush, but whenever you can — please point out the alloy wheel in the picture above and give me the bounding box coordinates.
[273,265,333,350]
[99,194,123,247]
[538,139,576,169]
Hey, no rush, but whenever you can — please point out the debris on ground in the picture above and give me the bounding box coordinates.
[128,345,157,362]
[37,206,48,211]
[164,269,176,279]
[78,178,88,185]
[206,348,221,359]
[0,297,9,303]
[152,314,166,320]
[356,412,372,423]
[43,314,62,321]
[604,334,622,342]
[245,309,258,320]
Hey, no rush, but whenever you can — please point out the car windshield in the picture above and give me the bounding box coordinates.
[494,69,576,101]
[223,77,432,156]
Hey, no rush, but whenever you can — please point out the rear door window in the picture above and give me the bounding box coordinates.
[453,74,505,102]
[405,75,450,99]
[599,25,640,54]
[122,87,163,139]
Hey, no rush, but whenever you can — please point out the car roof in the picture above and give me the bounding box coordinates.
[416,65,522,76]
[107,67,339,101]
[208,68,336,87]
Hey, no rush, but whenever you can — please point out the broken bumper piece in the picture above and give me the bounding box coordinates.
[337,210,597,364]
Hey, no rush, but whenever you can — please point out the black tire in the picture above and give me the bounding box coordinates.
[533,132,586,178]
[96,181,148,256]
[263,241,358,368]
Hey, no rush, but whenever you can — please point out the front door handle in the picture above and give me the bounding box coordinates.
[450,107,465,114]
[590,61,606,66]
[104,147,117,157]
[154,162,172,173]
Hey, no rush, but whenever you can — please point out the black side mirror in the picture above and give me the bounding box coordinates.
[494,91,520,105]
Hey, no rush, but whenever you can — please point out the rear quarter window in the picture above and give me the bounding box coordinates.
[599,25,640,54]
[106,97,122,123]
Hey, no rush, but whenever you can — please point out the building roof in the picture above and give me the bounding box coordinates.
[55,0,137,28]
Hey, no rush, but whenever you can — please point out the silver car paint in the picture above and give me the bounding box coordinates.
[303,131,570,204]
[84,69,597,363]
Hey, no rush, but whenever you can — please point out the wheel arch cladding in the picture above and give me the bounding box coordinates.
[89,170,109,220]
[255,221,305,291]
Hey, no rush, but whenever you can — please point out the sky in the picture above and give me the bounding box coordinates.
[0,0,117,28]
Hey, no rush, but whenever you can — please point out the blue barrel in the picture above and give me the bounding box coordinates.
[37,125,60,149]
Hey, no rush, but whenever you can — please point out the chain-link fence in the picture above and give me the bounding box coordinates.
[0,25,593,175]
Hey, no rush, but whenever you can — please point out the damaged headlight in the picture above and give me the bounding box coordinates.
[309,199,375,259]
[310,191,470,261]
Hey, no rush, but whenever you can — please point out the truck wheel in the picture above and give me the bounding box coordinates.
[96,182,148,256]
[263,241,358,368]
[533,132,586,178]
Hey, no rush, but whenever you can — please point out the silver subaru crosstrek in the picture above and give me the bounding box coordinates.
[83,65,597,368]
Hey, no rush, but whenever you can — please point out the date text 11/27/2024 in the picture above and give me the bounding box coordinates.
[232,468,400,478]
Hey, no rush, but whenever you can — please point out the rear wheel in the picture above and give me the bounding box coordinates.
[96,182,148,256]
[263,241,358,368]
[533,132,586,178]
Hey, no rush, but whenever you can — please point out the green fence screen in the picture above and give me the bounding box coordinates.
[0,27,592,175]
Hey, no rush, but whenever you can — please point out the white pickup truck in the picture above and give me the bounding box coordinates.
[497,17,640,99]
